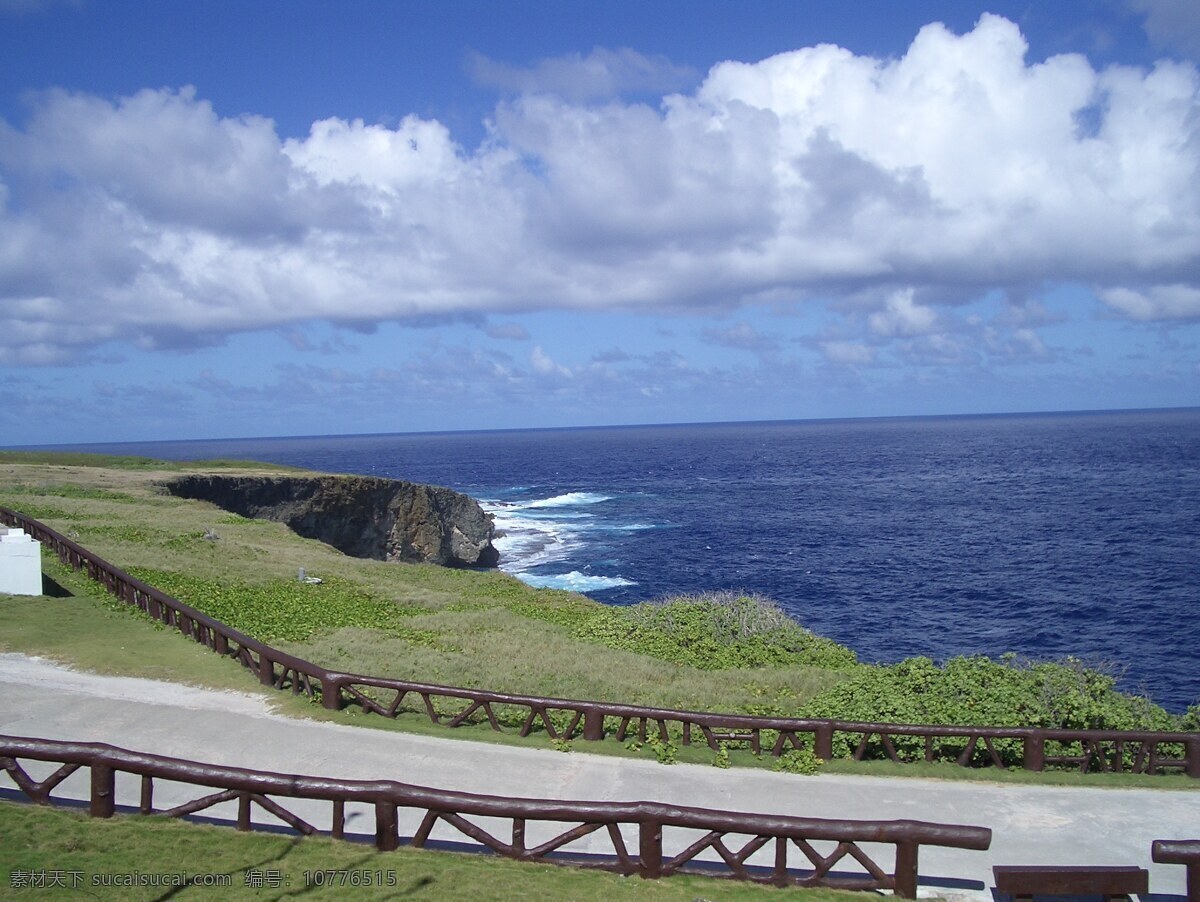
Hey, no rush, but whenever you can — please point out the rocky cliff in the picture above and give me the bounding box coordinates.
[165,474,498,568]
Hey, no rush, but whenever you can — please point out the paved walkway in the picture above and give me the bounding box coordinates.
[1,654,1195,898]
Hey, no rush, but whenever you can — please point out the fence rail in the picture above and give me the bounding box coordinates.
[3,506,1198,777]
[0,734,991,894]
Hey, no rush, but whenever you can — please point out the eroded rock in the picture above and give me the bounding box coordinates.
[165,474,498,568]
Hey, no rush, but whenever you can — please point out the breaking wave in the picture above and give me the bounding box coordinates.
[518,571,636,592]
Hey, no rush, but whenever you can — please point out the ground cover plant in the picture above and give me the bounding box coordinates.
[1,452,1196,783]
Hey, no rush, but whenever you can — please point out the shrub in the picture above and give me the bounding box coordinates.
[1184,703,1200,731]
[647,738,677,765]
[713,742,731,769]
[799,654,1183,764]
[773,747,824,775]
[510,590,858,672]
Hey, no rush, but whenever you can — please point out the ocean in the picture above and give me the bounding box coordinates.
[35,408,1200,712]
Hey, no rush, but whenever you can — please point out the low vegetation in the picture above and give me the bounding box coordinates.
[1,451,1196,783]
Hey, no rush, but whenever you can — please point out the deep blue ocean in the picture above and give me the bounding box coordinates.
[35,409,1200,712]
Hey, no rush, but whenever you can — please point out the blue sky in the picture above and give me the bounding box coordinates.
[1,0,1198,444]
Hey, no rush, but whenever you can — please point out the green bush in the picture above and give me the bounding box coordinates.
[1184,703,1200,731]
[773,747,824,775]
[647,738,678,765]
[507,591,857,672]
[800,654,1183,764]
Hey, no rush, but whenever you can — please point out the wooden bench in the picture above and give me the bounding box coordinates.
[993,865,1149,901]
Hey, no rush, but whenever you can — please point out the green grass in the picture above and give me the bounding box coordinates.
[126,568,435,644]
[0,801,864,901]
[0,557,269,693]
[0,450,303,471]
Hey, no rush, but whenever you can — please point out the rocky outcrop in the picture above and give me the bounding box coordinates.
[165,474,498,568]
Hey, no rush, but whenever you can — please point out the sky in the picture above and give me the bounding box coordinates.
[1,0,1199,445]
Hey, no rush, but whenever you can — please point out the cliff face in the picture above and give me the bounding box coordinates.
[165,474,498,568]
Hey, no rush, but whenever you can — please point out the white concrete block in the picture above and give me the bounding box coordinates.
[0,527,43,595]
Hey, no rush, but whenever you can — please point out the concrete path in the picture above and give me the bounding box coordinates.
[1,653,1196,898]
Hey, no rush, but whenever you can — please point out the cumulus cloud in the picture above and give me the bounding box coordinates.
[2,14,1200,365]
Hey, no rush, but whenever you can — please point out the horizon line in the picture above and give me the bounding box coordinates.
[7,404,1199,452]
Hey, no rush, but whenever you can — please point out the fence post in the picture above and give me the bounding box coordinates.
[332,801,346,839]
[139,776,153,814]
[639,819,663,879]
[322,676,343,711]
[1187,737,1200,779]
[1023,733,1045,772]
[375,801,398,851]
[259,653,275,687]
[814,723,834,761]
[90,764,115,819]
[894,840,919,899]
[583,708,604,741]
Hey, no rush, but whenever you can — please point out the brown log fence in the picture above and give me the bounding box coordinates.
[4,506,1199,778]
[1153,840,1200,902]
[0,734,992,894]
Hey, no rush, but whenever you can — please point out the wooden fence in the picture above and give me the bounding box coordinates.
[3,506,1198,778]
[0,734,992,894]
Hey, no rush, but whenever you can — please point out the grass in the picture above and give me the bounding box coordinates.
[0,800,867,901]
[818,757,1200,789]
[0,450,303,471]
[0,559,264,693]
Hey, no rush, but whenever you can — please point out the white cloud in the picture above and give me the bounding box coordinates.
[1100,284,1200,320]
[530,345,571,378]
[981,325,1053,364]
[283,115,466,193]
[2,15,1200,365]
[868,289,939,337]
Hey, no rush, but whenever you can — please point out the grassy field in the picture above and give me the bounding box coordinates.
[1,451,1195,787]
[0,800,871,901]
